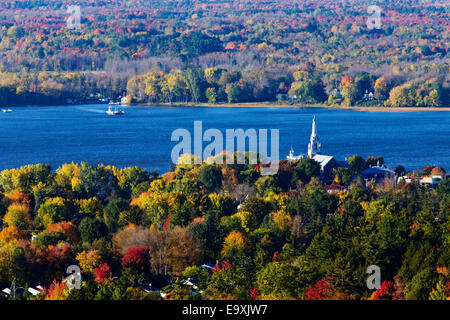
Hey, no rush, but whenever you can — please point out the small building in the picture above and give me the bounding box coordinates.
[420,176,443,188]
[286,146,304,161]
[363,90,375,101]
[362,165,396,186]
[324,184,348,194]
[200,263,217,271]
[398,175,444,189]
[140,284,165,298]
[2,286,43,298]
[276,86,291,101]
[328,89,343,97]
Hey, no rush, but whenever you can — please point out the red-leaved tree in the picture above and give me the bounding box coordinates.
[371,277,405,300]
[304,278,334,300]
[122,246,150,273]
[95,262,112,283]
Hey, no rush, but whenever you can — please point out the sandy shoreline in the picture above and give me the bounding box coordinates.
[133,102,450,112]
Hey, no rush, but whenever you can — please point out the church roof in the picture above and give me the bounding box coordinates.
[312,154,334,168]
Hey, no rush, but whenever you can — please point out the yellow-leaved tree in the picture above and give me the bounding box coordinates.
[76,250,102,274]
[221,231,248,258]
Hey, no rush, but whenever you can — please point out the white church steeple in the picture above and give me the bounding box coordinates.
[308,116,321,158]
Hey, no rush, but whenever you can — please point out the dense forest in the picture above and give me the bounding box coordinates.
[0,153,448,300]
[0,0,448,107]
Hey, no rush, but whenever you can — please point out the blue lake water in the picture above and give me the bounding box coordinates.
[0,104,449,173]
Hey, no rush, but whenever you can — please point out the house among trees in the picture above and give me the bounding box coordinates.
[361,163,396,186]
[324,184,347,194]
[1,281,43,300]
[276,86,291,101]
[362,90,375,101]
[398,173,445,189]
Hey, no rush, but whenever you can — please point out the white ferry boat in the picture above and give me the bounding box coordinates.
[106,106,124,115]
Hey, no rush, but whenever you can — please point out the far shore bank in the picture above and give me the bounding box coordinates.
[3,102,449,112]
[131,102,450,112]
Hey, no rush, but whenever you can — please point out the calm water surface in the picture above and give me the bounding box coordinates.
[0,105,449,173]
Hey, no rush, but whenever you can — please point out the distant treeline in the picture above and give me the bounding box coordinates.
[0,65,448,108]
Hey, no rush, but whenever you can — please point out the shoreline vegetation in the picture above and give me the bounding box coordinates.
[132,102,450,112]
[4,102,450,112]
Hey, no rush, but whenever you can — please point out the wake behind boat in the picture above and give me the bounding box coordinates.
[106,106,124,115]
[1,109,12,113]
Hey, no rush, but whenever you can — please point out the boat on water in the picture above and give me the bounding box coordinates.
[106,106,124,115]
[1,109,12,113]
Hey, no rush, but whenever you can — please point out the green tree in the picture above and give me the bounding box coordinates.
[296,158,321,183]
[0,164,51,194]
[34,230,65,247]
[0,243,27,287]
[256,260,316,299]
[437,179,450,198]
[113,166,150,199]
[103,198,130,232]
[254,176,281,197]
[205,87,217,104]
[332,167,353,186]
[190,212,226,260]
[225,83,242,103]
[79,217,108,243]
[3,204,31,230]
[77,162,113,201]
[348,155,365,174]
[198,165,222,192]
[183,68,206,103]
[405,268,436,300]
[239,197,271,225]
[36,197,75,227]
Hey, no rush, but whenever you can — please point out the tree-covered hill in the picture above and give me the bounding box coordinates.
[0,0,448,107]
[0,155,448,300]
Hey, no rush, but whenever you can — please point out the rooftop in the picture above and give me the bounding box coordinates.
[312,154,334,168]
[362,166,395,176]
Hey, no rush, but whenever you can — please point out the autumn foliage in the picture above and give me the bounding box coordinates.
[95,263,112,283]
[122,246,150,273]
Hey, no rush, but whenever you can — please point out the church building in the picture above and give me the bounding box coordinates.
[287,116,341,183]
